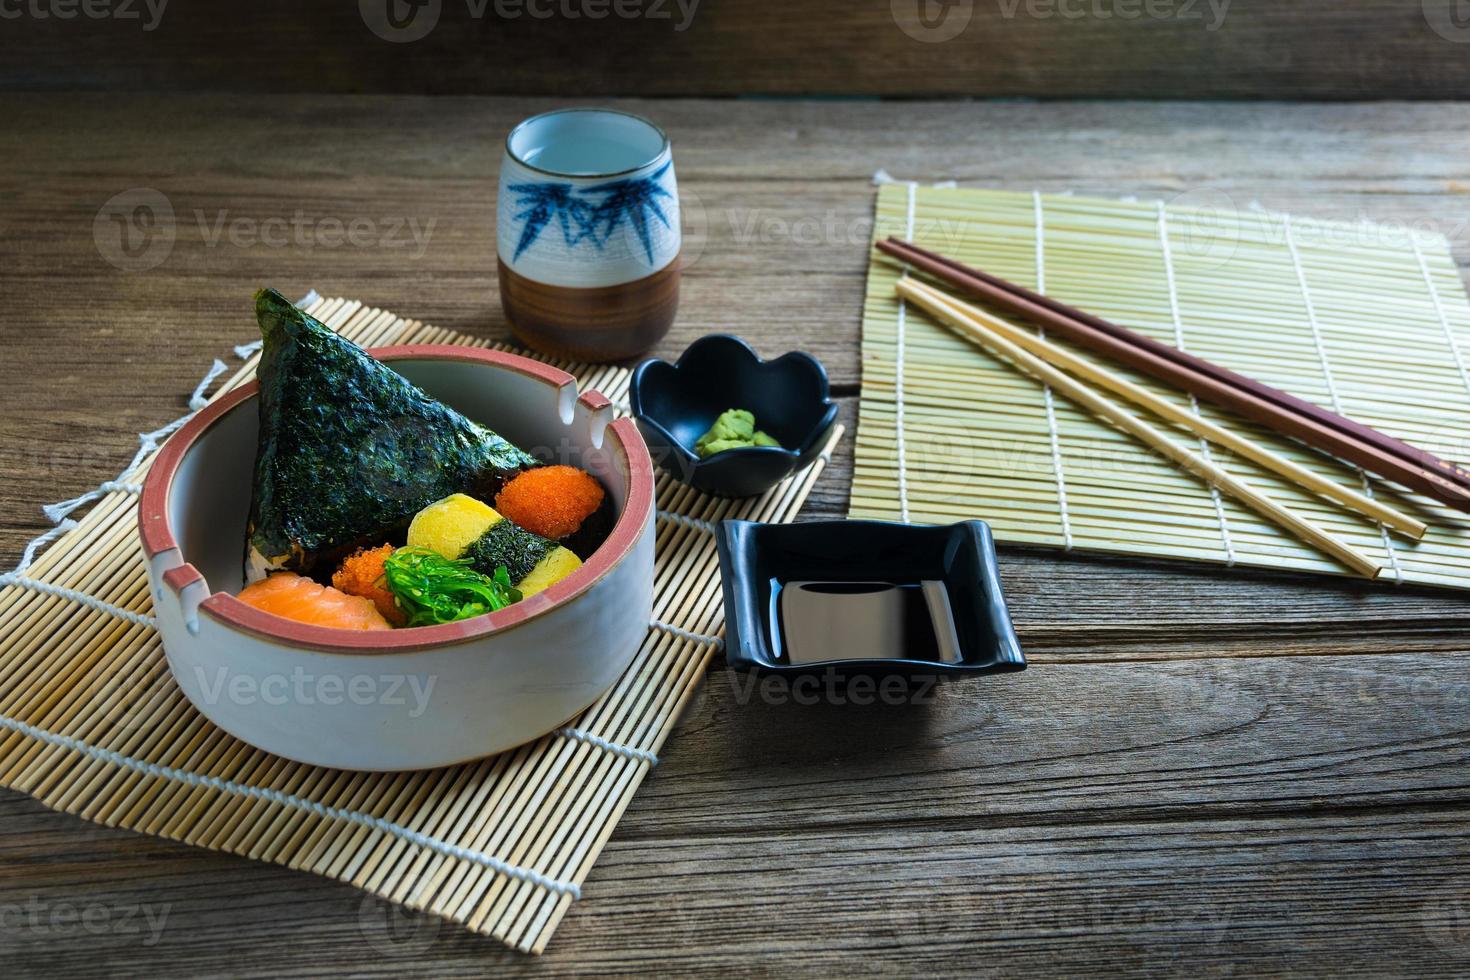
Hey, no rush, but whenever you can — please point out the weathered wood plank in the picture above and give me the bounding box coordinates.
[6,1,1470,100]
[7,96,1470,651]
[4,789,1469,976]
[633,653,1470,837]
[4,94,1470,973]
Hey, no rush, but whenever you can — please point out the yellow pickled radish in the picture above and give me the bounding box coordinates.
[406,493,502,559]
[517,546,583,597]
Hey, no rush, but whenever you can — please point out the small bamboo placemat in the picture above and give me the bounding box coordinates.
[0,296,839,954]
[853,184,1470,588]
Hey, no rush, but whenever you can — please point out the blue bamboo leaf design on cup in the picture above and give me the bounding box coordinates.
[581,160,673,264]
[508,182,596,261]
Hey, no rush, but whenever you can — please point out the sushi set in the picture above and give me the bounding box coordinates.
[14,104,1470,955]
[137,285,1020,768]
[128,109,1029,771]
[139,289,658,770]
[2,291,854,949]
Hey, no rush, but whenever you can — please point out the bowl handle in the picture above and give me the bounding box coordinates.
[151,552,209,636]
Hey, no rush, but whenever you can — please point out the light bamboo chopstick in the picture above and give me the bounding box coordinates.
[879,237,1470,511]
[900,278,1428,541]
[895,278,1386,579]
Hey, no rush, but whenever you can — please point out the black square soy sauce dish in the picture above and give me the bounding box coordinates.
[716,519,1025,678]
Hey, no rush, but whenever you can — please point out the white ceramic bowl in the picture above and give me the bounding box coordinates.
[139,345,655,771]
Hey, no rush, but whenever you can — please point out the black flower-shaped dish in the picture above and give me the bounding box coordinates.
[629,335,839,497]
[717,519,1026,678]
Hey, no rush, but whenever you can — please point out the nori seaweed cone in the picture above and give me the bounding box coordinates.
[244,288,539,580]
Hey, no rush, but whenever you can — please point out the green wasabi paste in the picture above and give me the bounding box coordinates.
[694,409,782,458]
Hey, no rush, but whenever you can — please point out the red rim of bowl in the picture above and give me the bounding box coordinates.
[139,344,655,654]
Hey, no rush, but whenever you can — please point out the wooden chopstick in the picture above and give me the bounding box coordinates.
[895,278,1386,579]
[902,277,1428,540]
[884,235,1470,492]
[878,237,1470,512]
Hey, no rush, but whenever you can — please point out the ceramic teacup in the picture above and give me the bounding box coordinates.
[497,108,681,362]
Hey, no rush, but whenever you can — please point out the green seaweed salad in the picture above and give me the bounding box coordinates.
[382,547,521,627]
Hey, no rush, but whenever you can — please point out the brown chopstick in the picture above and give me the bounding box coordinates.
[882,237,1470,494]
[877,236,1470,513]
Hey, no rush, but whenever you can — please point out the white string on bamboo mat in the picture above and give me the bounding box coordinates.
[121,358,231,475]
[1,518,582,897]
[556,727,658,766]
[649,619,723,649]
[0,570,158,629]
[43,480,143,524]
[0,709,582,899]
[656,510,717,535]
[1032,191,1074,550]
[8,519,78,576]
[7,349,241,597]
[2,341,684,903]
[872,171,961,524]
[1283,214,1404,583]
[1158,202,1236,566]
[4,497,685,896]
[889,175,917,523]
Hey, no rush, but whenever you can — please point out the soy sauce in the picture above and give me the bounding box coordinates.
[769,580,961,666]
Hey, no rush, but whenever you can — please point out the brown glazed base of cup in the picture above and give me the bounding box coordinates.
[498,256,680,363]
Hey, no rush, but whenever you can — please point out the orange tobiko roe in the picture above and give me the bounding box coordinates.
[331,543,406,626]
[495,465,605,541]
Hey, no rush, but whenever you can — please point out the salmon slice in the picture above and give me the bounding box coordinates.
[236,573,392,631]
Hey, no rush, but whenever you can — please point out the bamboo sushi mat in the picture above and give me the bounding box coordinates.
[853,184,1470,589]
[0,295,840,954]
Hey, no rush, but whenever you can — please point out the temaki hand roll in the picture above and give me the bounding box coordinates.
[407,493,582,596]
[244,288,540,581]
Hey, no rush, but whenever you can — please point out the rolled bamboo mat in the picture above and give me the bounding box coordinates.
[0,296,840,954]
[854,184,1470,588]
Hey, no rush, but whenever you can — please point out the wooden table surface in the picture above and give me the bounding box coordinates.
[3,94,1470,977]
